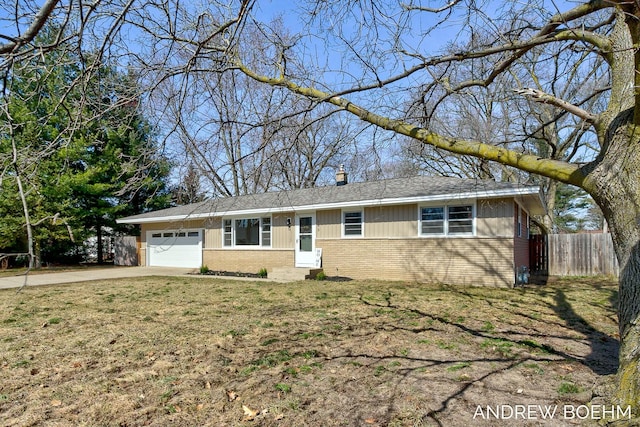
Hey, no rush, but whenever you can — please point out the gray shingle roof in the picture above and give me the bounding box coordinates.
[118,175,543,223]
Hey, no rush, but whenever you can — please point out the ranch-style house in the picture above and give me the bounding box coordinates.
[117,172,545,286]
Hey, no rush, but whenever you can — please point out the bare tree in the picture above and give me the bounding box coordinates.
[401,29,609,231]
[0,1,167,276]
[5,0,640,409]
[135,0,640,406]
[154,17,360,195]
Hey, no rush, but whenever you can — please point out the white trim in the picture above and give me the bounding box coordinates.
[222,219,232,248]
[295,213,317,267]
[515,201,531,239]
[341,208,364,238]
[146,228,203,268]
[117,187,542,224]
[418,201,476,237]
[120,214,194,224]
[221,215,272,249]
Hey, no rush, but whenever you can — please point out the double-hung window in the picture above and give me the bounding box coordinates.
[223,217,272,247]
[448,205,473,234]
[223,219,233,246]
[420,207,445,235]
[343,211,363,237]
[420,204,474,236]
[261,218,271,246]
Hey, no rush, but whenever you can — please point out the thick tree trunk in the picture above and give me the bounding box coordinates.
[607,219,640,413]
[617,248,640,412]
[586,110,640,415]
[582,9,640,417]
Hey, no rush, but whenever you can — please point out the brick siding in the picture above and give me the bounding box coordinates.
[317,237,515,287]
[202,249,294,274]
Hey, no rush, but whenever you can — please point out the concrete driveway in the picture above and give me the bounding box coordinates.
[0,267,195,290]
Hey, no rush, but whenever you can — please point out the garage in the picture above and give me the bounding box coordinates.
[147,230,203,268]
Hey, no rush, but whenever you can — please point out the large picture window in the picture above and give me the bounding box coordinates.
[235,218,260,245]
[420,204,474,236]
[223,217,272,247]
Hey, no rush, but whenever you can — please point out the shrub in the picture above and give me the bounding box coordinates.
[257,268,268,278]
[315,271,327,281]
[200,265,210,274]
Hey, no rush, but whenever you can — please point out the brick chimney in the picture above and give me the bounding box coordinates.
[336,164,348,186]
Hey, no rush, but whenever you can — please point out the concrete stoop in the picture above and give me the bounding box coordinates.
[269,267,323,281]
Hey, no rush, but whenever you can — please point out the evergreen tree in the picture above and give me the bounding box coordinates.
[0,27,171,265]
[553,184,603,233]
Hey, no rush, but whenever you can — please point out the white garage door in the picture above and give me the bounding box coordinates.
[148,230,203,268]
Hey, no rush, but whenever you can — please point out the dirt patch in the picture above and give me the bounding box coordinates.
[0,276,623,426]
[198,270,353,282]
[199,270,265,279]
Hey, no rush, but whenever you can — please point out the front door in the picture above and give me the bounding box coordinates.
[295,213,316,267]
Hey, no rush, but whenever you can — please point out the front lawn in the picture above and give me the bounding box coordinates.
[0,276,620,426]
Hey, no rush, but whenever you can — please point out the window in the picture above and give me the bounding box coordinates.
[151,233,161,238]
[448,205,473,234]
[223,220,232,247]
[188,231,199,237]
[517,208,529,239]
[261,217,271,247]
[223,217,272,247]
[517,206,522,238]
[235,218,260,245]
[420,204,474,236]
[343,211,363,236]
[420,207,444,235]
[163,232,174,238]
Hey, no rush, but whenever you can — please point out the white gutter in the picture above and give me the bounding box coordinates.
[117,186,542,224]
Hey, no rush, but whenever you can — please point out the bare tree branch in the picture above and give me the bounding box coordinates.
[513,88,598,123]
[401,1,462,14]
[0,0,60,54]
[236,60,584,186]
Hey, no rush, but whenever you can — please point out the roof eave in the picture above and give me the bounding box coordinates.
[515,189,547,216]
[116,186,543,225]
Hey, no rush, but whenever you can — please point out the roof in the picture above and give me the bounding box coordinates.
[117,175,545,224]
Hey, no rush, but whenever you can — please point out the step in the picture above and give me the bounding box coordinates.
[269,267,323,281]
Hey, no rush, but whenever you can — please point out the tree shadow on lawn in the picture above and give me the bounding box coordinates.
[551,289,619,375]
[353,286,619,426]
[321,346,526,427]
[426,282,619,376]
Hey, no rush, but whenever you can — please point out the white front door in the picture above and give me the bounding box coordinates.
[295,214,316,267]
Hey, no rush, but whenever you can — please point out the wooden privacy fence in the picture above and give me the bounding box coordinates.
[546,233,619,277]
[114,236,140,266]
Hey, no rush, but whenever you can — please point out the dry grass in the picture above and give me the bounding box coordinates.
[0,276,620,426]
